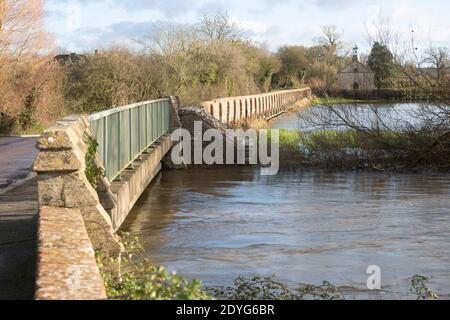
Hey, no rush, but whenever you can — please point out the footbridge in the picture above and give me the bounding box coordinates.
[24,88,311,299]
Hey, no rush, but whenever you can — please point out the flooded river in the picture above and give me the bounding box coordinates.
[122,102,450,299]
[123,167,450,299]
[269,102,448,131]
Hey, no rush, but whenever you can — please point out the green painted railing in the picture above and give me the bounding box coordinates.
[88,98,171,181]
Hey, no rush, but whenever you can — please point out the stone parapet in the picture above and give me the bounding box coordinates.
[200,88,312,124]
[33,116,122,256]
[35,206,107,300]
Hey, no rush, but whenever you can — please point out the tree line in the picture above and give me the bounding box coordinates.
[1,3,449,133]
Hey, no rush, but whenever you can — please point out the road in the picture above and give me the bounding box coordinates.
[0,137,38,300]
[0,137,38,192]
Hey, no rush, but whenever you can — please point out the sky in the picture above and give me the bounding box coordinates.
[44,0,450,54]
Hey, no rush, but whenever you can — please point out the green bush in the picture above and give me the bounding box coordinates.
[17,88,38,131]
[97,233,212,300]
[84,134,104,188]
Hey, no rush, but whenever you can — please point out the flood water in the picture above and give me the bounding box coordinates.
[123,167,450,299]
[122,102,450,299]
[269,102,449,131]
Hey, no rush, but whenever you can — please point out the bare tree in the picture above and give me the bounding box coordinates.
[146,23,196,58]
[423,46,449,82]
[0,0,52,116]
[197,11,242,42]
[314,25,344,56]
[0,0,49,61]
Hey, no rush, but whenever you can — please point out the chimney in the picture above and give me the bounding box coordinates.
[352,45,359,63]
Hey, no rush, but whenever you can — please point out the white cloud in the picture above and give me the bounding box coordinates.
[45,0,450,53]
[234,19,268,35]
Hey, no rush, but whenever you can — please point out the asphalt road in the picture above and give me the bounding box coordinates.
[0,137,38,192]
[0,137,38,300]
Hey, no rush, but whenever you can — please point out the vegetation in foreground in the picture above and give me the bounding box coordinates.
[97,233,440,300]
[96,233,212,300]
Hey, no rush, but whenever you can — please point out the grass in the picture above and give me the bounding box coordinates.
[12,122,46,136]
[0,116,46,136]
[272,128,442,170]
[311,97,363,106]
[310,96,405,106]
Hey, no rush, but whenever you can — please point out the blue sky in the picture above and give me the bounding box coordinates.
[44,0,450,53]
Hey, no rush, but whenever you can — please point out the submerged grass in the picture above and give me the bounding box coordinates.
[272,128,444,171]
[311,97,363,106]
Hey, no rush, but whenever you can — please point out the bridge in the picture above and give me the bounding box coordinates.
[0,88,311,300]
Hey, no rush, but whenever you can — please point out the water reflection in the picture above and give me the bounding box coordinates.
[123,167,450,299]
[269,102,450,132]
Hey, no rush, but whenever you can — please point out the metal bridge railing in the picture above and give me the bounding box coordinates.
[88,98,171,181]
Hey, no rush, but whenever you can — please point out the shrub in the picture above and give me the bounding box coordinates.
[410,275,439,300]
[84,135,104,188]
[97,233,212,300]
[17,89,38,131]
[0,112,17,134]
[208,276,344,300]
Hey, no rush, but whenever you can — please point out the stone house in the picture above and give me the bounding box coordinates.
[336,47,375,90]
[54,53,88,66]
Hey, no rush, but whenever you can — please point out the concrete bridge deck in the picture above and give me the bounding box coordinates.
[0,137,38,300]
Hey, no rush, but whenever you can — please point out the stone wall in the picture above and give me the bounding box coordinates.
[32,99,181,299]
[200,88,311,124]
[34,115,122,255]
[35,207,107,300]
[33,115,120,300]
[336,61,375,90]
[108,135,173,230]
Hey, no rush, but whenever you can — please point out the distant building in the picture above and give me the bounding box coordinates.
[54,53,88,66]
[336,46,375,90]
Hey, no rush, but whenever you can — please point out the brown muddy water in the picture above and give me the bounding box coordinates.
[122,167,450,299]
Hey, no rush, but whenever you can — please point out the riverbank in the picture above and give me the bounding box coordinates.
[274,129,447,172]
[324,88,450,101]
[265,100,450,172]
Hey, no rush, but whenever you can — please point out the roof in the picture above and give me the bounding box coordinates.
[54,53,88,66]
[338,61,373,74]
